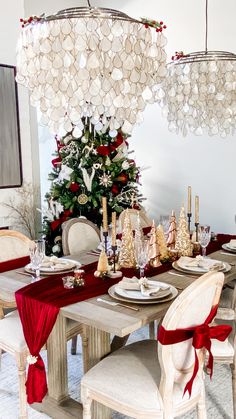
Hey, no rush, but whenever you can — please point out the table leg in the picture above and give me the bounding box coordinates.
[47,314,68,403]
[86,326,112,419]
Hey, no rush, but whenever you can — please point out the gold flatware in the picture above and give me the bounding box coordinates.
[96,298,139,311]
[168,271,196,279]
[16,271,34,277]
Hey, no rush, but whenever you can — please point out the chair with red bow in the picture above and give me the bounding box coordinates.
[81,270,231,419]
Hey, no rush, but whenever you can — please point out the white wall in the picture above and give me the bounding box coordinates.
[25,0,236,233]
[0,0,39,230]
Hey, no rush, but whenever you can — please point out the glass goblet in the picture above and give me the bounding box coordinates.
[29,239,45,281]
[136,239,149,278]
[199,225,211,257]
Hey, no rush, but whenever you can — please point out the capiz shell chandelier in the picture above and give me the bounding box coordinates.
[155,0,236,137]
[16,6,167,136]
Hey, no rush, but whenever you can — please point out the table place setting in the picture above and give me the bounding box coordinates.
[108,276,178,305]
[172,255,231,275]
[222,239,236,253]
[25,255,81,275]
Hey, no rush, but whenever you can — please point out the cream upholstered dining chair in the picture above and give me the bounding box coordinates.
[81,270,224,419]
[118,208,152,232]
[0,302,29,419]
[62,217,101,256]
[0,230,33,262]
[209,305,236,418]
[0,295,89,418]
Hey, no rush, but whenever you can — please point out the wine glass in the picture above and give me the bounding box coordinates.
[135,239,149,278]
[199,225,211,257]
[29,239,45,281]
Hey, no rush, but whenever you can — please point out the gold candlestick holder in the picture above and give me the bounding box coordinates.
[108,245,122,279]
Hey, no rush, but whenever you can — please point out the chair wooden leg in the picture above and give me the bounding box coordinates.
[16,352,27,419]
[81,387,92,419]
[149,321,155,339]
[82,334,89,373]
[197,389,207,419]
[231,362,236,419]
[71,336,78,355]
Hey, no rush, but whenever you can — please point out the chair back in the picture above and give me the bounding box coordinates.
[62,218,100,256]
[158,271,224,401]
[0,230,33,262]
[118,209,151,232]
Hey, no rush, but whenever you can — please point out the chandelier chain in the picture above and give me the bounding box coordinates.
[87,0,91,7]
[205,0,208,52]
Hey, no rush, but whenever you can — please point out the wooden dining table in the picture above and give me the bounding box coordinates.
[0,249,236,419]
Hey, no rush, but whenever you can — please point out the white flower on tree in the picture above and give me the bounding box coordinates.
[122,161,130,170]
[58,165,74,181]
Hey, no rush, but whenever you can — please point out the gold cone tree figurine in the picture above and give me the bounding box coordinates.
[156,224,169,261]
[175,206,193,257]
[94,249,109,277]
[167,210,177,249]
[148,220,162,268]
[119,209,136,268]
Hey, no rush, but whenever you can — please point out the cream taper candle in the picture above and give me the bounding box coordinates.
[102,197,108,232]
[187,186,192,213]
[195,195,199,224]
[111,212,117,246]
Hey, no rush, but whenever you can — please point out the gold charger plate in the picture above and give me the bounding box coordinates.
[108,285,178,305]
[172,261,231,276]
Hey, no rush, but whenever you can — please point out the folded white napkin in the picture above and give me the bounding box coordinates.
[40,256,74,270]
[117,277,170,297]
[178,256,224,271]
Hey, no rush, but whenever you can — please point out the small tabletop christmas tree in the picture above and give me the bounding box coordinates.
[156,224,169,261]
[167,210,177,249]
[148,220,162,267]
[175,206,193,257]
[42,121,144,255]
[119,209,136,268]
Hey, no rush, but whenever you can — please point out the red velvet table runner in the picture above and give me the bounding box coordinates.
[0,256,30,273]
[10,233,235,404]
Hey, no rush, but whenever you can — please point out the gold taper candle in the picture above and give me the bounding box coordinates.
[195,195,199,224]
[102,197,108,232]
[111,212,117,246]
[187,186,192,213]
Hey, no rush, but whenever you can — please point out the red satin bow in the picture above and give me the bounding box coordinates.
[158,305,232,397]
[50,210,72,231]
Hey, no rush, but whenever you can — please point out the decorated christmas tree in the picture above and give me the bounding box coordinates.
[41,122,144,255]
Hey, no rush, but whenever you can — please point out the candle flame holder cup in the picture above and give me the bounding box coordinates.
[62,276,75,289]
[74,269,85,287]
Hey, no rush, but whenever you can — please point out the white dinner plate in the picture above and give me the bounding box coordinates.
[222,243,236,253]
[114,281,172,301]
[108,285,178,305]
[25,258,80,275]
[172,260,231,275]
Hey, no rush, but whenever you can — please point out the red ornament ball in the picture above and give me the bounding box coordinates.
[69,182,80,193]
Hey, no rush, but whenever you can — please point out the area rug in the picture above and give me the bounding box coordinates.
[0,326,233,419]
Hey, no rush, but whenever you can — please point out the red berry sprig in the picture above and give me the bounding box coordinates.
[20,16,41,28]
[141,17,167,32]
[171,51,185,61]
